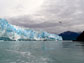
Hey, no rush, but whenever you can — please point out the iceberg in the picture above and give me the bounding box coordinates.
[0,18,62,41]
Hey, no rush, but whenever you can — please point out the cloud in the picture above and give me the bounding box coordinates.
[0,0,45,18]
[5,0,84,33]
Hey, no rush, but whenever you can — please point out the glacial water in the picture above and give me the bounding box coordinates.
[0,41,84,63]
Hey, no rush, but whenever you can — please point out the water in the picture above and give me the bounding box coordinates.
[0,41,84,63]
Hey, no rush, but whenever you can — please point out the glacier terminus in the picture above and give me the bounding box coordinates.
[0,18,62,41]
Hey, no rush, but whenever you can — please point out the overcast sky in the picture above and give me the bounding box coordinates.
[0,0,84,34]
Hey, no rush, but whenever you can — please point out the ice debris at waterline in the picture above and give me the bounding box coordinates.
[0,18,62,41]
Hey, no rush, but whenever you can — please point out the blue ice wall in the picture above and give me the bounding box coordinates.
[0,18,62,41]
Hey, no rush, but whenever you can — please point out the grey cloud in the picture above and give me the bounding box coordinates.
[8,0,84,33]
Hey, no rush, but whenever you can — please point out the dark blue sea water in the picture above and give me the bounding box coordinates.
[0,41,84,63]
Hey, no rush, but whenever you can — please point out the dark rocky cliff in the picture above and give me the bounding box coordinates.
[76,31,84,42]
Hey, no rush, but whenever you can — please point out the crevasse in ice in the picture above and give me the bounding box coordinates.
[0,18,62,41]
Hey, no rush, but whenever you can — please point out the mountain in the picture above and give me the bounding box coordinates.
[0,18,62,41]
[59,31,80,40]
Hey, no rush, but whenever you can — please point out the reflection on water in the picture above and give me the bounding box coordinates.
[0,41,84,63]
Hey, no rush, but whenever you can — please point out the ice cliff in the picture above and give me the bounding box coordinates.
[0,18,62,41]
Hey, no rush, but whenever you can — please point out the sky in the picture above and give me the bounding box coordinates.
[0,0,84,34]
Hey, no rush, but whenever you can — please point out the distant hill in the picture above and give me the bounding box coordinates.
[59,31,80,40]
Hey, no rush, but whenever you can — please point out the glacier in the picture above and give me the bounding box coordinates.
[0,18,62,41]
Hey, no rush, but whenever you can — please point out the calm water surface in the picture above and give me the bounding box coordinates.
[0,41,84,63]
